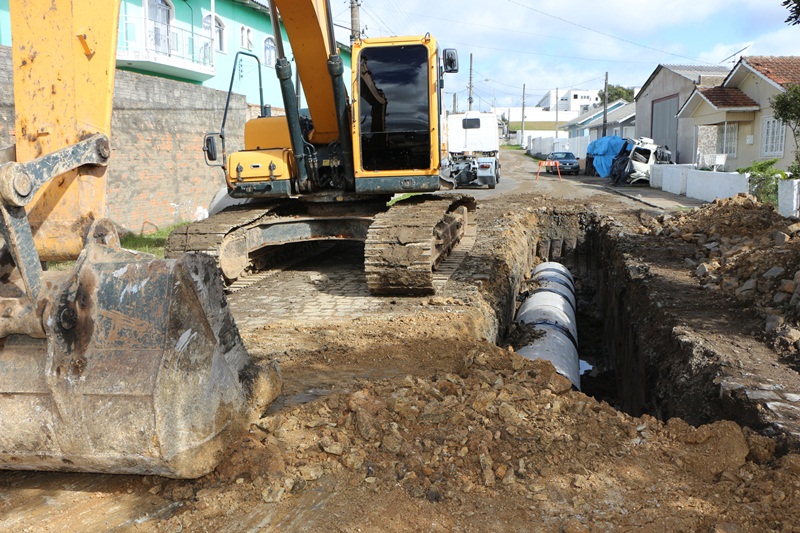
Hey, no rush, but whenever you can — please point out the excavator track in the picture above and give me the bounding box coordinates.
[165,199,384,283]
[165,204,284,281]
[364,194,476,295]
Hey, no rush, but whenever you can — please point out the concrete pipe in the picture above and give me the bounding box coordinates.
[515,262,580,390]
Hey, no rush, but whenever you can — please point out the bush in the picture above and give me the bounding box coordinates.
[739,159,788,207]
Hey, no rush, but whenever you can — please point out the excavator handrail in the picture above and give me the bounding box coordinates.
[216,51,269,168]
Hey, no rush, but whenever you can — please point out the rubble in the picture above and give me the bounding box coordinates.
[638,194,800,357]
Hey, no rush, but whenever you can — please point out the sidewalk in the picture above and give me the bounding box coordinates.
[581,176,705,211]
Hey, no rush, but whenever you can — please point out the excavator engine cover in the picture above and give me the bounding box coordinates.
[0,236,279,478]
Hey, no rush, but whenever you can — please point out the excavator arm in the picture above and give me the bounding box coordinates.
[0,0,279,478]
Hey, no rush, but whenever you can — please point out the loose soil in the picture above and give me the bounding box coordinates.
[3,149,800,532]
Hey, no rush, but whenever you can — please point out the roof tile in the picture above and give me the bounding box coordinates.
[698,87,759,109]
[744,56,800,87]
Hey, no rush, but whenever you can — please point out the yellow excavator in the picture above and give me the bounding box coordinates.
[0,0,279,478]
[166,0,474,295]
[0,0,464,479]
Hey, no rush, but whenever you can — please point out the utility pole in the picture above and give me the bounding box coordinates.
[602,71,608,137]
[521,84,526,148]
[554,87,559,152]
[468,53,474,111]
[453,93,457,114]
[350,0,361,44]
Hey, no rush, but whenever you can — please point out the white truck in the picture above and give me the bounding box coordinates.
[444,111,500,189]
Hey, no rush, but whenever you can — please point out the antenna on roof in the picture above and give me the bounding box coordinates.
[719,45,751,65]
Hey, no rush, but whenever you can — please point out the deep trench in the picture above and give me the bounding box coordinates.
[506,210,709,423]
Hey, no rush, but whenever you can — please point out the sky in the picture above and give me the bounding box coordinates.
[328,0,800,111]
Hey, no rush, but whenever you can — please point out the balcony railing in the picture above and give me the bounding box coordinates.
[118,15,214,80]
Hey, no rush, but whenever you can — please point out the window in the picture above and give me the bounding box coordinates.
[762,116,786,157]
[573,94,578,99]
[716,122,738,157]
[148,0,173,55]
[203,14,226,53]
[264,36,277,67]
[462,118,481,129]
[240,26,252,50]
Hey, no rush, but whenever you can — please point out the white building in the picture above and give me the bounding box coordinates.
[493,106,579,124]
[536,89,600,113]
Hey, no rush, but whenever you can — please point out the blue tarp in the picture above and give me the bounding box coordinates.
[587,136,628,178]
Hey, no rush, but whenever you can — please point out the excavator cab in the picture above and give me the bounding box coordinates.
[169,0,472,294]
[0,0,279,478]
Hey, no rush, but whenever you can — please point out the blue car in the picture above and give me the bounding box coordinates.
[545,152,581,175]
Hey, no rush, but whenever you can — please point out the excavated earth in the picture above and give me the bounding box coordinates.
[3,149,800,532]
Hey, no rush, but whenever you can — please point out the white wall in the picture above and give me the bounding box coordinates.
[650,164,749,203]
[779,179,800,217]
[526,136,590,158]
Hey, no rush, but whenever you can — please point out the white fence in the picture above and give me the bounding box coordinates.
[649,164,800,217]
[525,136,590,159]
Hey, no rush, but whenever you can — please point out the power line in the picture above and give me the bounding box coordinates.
[444,39,660,64]
[401,10,620,50]
[503,0,712,64]
[360,5,396,37]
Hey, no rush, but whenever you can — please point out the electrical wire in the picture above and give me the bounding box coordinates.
[503,0,712,64]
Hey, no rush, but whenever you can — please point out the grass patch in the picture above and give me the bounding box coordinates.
[388,193,421,206]
[120,223,190,258]
[42,223,189,271]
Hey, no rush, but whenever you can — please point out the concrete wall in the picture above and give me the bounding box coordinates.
[684,169,749,202]
[778,179,800,218]
[661,165,691,196]
[0,45,246,234]
[109,70,245,233]
[527,135,589,159]
[0,45,11,145]
[650,163,749,202]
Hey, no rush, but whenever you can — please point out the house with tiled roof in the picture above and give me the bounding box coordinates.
[677,56,800,171]
[584,101,637,140]
[635,64,730,164]
[560,99,629,139]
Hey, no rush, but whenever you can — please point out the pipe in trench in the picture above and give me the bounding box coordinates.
[515,262,581,390]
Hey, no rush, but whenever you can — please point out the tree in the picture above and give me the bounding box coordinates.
[597,84,634,104]
[770,83,800,175]
[784,0,800,25]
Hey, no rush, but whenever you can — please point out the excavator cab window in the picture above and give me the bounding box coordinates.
[358,44,431,171]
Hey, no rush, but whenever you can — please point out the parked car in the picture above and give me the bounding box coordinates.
[545,152,581,175]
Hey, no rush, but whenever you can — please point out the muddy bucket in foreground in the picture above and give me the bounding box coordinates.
[0,242,280,479]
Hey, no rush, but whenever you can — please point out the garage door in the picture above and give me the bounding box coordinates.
[652,96,678,157]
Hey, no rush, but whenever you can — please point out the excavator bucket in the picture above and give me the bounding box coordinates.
[0,0,280,477]
[0,222,280,477]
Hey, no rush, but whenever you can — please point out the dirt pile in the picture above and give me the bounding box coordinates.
[637,194,800,354]
[152,343,800,532]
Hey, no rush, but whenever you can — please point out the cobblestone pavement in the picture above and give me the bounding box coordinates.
[228,222,477,329]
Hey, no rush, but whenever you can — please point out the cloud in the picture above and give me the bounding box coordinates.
[338,0,800,110]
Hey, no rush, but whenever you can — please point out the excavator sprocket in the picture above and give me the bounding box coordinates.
[364,194,476,295]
